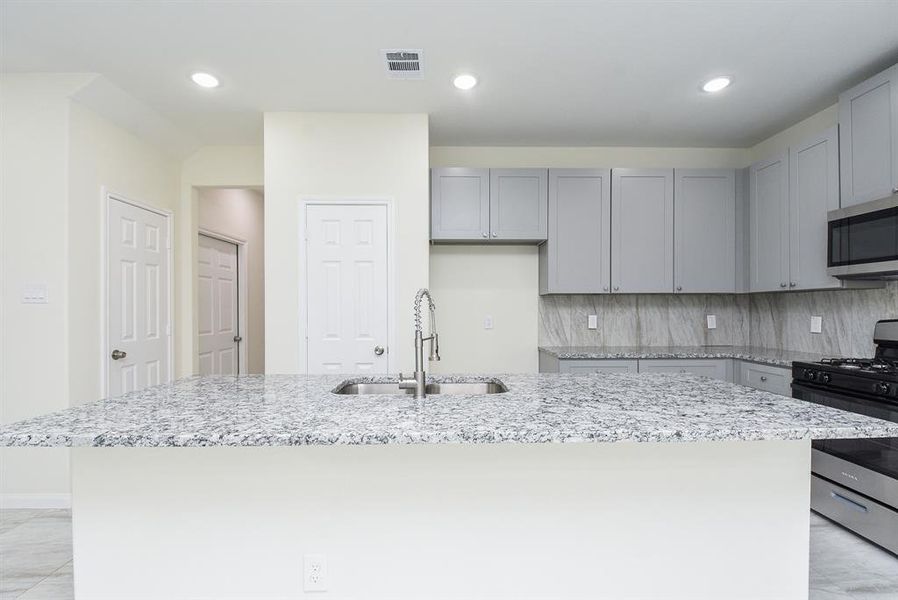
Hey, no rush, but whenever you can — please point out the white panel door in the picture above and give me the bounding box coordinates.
[197,234,239,375]
[107,198,170,396]
[305,204,389,374]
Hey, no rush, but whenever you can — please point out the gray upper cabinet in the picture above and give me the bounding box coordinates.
[431,168,489,241]
[611,169,674,293]
[489,169,548,241]
[674,169,736,293]
[749,153,790,292]
[789,126,841,290]
[539,169,611,294]
[839,64,898,208]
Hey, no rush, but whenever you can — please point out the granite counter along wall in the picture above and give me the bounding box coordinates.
[539,283,898,358]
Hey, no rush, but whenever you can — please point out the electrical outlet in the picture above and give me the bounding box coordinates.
[22,283,49,304]
[303,554,327,592]
[706,314,717,330]
[810,316,823,334]
[587,315,598,330]
[483,315,494,330]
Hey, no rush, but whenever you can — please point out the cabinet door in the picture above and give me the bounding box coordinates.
[489,169,548,241]
[558,359,638,374]
[839,64,898,208]
[749,154,790,292]
[674,169,736,293]
[610,169,674,293]
[540,169,611,294]
[790,126,841,290]
[638,359,729,381]
[431,168,489,241]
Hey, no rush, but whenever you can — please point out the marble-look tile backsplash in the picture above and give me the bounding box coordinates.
[749,282,898,358]
[539,294,750,347]
[539,282,898,358]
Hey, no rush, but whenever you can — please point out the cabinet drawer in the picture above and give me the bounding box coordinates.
[739,361,791,396]
[558,359,638,374]
[811,475,898,555]
[638,359,730,381]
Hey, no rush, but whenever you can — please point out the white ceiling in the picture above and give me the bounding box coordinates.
[2,1,897,148]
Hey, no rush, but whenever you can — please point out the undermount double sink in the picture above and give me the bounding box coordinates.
[333,380,508,395]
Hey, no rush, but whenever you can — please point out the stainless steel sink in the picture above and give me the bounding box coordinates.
[332,380,508,395]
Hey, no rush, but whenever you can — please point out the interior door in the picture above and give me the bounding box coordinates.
[107,197,170,396]
[197,234,239,375]
[305,203,389,373]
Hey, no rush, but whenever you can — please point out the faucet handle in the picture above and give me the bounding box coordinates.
[429,333,441,362]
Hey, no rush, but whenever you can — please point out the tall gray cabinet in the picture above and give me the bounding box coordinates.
[839,64,898,208]
[749,153,790,292]
[539,169,611,294]
[611,169,674,293]
[674,169,736,293]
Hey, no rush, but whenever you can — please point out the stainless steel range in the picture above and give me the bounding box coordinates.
[791,319,898,554]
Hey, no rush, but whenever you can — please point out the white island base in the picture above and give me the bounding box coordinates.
[71,440,811,599]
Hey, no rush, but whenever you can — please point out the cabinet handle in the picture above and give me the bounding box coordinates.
[491,232,497,238]
[482,232,488,238]
[789,282,796,287]
[602,286,609,292]
[613,286,620,292]
[892,187,898,194]
[780,282,787,288]
[760,376,768,382]
[676,286,683,292]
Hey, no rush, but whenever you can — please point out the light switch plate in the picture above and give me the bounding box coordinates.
[706,314,717,330]
[587,315,598,330]
[22,283,49,304]
[810,316,823,334]
[483,315,494,330]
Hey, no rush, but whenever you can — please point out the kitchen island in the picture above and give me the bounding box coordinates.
[3,372,897,599]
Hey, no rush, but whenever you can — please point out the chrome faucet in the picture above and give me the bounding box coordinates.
[399,288,440,399]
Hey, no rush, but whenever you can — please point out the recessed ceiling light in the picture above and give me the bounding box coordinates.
[702,76,731,93]
[191,72,220,88]
[453,74,477,90]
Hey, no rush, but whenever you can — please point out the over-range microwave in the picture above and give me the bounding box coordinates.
[828,195,898,278]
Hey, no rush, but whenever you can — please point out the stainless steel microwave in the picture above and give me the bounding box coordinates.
[828,196,898,278]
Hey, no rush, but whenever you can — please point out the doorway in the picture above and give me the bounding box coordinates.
[195,187,264,374]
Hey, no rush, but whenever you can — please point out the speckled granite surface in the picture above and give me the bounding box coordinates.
[538,345,826,367]
[1,373,896,447]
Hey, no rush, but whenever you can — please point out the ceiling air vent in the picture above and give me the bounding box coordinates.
[382,49,424,79]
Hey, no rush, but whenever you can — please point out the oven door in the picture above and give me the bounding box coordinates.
[791,382,898,484]
[827,197,898,277]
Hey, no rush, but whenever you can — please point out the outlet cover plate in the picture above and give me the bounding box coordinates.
[810,316,823,334]
[706,314,717,330]
[303,554,328,592]
[587,315,598,330]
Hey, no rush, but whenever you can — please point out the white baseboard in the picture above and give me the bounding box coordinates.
[0,493,71,509]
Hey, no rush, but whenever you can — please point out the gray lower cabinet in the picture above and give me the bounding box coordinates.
[611,169,674,293]
[539,169,611,294]
[673,169,736,293]
[431,168,489,240]
[489,169,548,241]
[789,126,841,290]
[749,153,790,292]
[737,361,791,397]
[638,359,730,381]
[839,63,898,208]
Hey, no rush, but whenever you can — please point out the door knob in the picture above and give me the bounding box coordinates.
[374,345,385,356]
[111,349,127,360]
[233,336,242,343]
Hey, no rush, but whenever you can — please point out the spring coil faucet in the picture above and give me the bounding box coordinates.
[399,288,440,398]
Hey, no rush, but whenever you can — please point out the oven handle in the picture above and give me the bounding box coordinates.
[829,491,869,514]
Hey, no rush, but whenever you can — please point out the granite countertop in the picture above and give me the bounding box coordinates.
[538,345,826,367]
[1,373,896,447]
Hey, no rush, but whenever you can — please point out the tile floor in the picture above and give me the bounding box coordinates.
[0,510,895,599]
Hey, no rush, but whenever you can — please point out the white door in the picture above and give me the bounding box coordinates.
[305,203,389,373]
[107,197,170,396]
[197,234,239,375]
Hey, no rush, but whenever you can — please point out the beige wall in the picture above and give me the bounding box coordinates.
[263,113,429,373]
[198,188,265,374]
[178,146,264,376]
[0,75,180,504]
[429,146,750,373]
